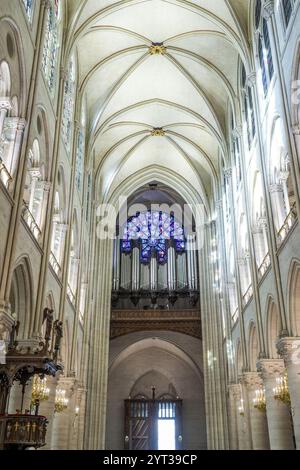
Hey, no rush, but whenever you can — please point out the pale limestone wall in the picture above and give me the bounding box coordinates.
[106,331,206,450]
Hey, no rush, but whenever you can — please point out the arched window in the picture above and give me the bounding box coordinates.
[241,65,256,150]
[85,173,92,223]
[50,168,66,276]
[67,212,80,304]
[230,112,241,187]
[121,211,185,264]
[42,0,60,94]
[62,58,75,153]
[75,128,85,194]
[254,1,274,97]
[282,0,293,28]
[23,139,45,238]
[22,0,34,23]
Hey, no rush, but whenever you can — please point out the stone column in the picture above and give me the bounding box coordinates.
[231,383,248,449]
[71,386,86,450]
[277,337,300,449]
[0,98,11,137]
[242,372,270,450]
[51,376,77,450]
[251,225,264,267]
[269,184,286,232]
[227,384,239,449]
[39,375,58,450]
[38,181,51,232]
[257,359,295,449]
[0,301,13,343]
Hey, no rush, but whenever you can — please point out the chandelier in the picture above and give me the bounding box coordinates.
[253,388,266,412]
[273,373,291,406]
[55,388,69,413]
[31,375,50,414]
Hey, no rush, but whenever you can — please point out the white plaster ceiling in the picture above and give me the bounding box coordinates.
[67,0,251,202]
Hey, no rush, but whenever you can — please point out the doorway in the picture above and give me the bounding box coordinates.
[124,397,182,450]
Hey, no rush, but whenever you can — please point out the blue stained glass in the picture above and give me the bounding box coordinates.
[62,60,75,152]
[22,0,34,21]
[121,211,185,264]
[75,128,84,195]
[42,0,60,94]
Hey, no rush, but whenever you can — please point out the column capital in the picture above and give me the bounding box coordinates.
[0,97,12,111]
[57,376,78,396]
[257,358,285,379]
[58,223,68,233]
[41,181,52,193]
[28,167,41,180]
[215,199,222,210]
[60,67,68,83]
[279,170,289,183]
[263,0,275,20]
[228,383,242,400]
[240,372,263,390]
[42,0,51,9]
[224,168,232,180]
[292,124,300,135]
[232,126,242,140]
[17,118,27,132]
[269,183,283,193]
[246,72,257,88]
[276,337,300,366]
[237,256,247,266]
[251,223,262,235]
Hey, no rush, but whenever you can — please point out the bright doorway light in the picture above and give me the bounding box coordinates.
[157,419,176,450]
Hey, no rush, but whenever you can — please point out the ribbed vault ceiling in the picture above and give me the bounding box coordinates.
[66,0,251,204]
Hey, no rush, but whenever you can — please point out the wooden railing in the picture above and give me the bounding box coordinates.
[0,414,48,449]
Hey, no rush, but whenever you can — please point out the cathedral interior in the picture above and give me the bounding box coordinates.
[0,0,300,451]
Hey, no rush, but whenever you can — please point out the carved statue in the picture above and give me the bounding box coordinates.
[42,308,54,342]
[53,320,63,361]
[9,320,20,349]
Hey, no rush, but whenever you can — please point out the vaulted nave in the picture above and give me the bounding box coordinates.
[0,0,300,451]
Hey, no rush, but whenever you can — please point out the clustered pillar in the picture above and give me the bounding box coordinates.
[228,351,300,450]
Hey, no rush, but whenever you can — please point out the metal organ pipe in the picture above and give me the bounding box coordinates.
[120,252,131,289]
[112,237,120,290]
[150,256,157,290]
[167,246,176,291]
[131,246,140,291]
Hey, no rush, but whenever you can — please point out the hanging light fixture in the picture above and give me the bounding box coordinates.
[273,373,291,406]
[253,388,266,412]
[31,375,50,414]
[55,388,69,413]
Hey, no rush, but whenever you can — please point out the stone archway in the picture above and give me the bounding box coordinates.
[106,332,206,450]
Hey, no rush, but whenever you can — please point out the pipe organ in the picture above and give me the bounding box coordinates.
[112,211,199,309]
[114,242,198,293]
